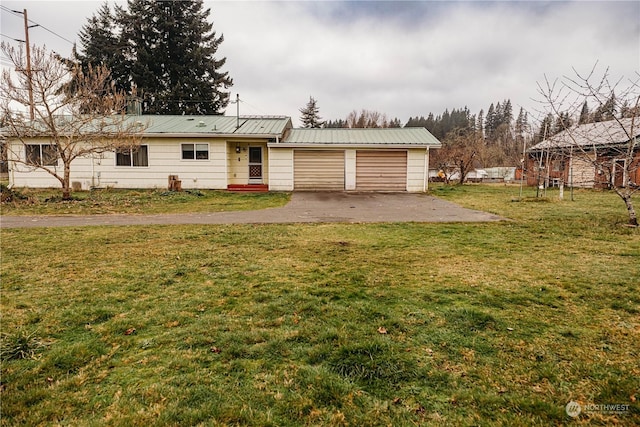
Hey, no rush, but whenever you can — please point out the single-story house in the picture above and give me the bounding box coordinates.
[5,115,442,192]
[526,118,639,189]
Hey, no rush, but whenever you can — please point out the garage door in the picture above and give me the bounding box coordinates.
[294,150,345,190]
[356,150,407,191]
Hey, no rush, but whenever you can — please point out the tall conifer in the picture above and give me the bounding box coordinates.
[74,0,233,114]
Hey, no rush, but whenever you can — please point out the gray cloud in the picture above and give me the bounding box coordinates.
[2,1,638,126]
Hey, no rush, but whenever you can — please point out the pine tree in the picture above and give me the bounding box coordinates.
[299,96,323,128]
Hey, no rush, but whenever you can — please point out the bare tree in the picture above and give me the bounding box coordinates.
[535,65,639,226]
[1,43,146,200]
[434,130,484,185]
[346,109,388,128]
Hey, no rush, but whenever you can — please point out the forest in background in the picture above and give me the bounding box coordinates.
[310,94,625,169]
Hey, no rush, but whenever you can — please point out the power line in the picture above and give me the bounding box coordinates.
[240,99,270,116]
[0,5,75,46]
[1,32,24,43]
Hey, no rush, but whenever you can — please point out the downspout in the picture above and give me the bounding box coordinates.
[569,146,574,201]
[423,148,428,192]
[91,154,95,188]
[8,159,15,189]
[268,135,279,190]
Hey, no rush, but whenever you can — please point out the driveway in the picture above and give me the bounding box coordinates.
[0,192,503,228]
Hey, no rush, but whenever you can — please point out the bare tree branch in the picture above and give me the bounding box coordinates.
[1,43,147,199]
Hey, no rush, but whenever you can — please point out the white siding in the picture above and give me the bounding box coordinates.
[268,147,294,191]
[344,149,356,190]
[8,138,230,190]
[407,148,429,192]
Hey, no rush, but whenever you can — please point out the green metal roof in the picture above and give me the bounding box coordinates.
[279,127,441,147]
[2,115,292,138]
[132,115,292,136]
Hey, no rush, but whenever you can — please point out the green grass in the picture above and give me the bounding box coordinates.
[0,187,290,215]
[1,185,638,425]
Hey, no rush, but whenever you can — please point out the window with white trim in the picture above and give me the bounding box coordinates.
[116,145,148,167]
[26,144,58,166]
[182,143,209,160]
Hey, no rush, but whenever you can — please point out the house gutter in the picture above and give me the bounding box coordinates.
[267,143,441,149]
[143,133,282,139]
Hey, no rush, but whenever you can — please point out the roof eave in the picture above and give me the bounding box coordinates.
[143,133,282,139]
[268,143,441,149]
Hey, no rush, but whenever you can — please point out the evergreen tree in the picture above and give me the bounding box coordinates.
[537,113,554,142]
[502,99,513,126]
[494,101,503,126]
[75,0,232,114]
[74,2,128,93]
[325,119,346,128]
[578,101,590,124]
[515,107,526,137]
[476,109,484,136]
[388,118,402,128]
[299,96,323,128]
[485,103,496,140]
[593,93,616,122]
[553,112,572,134]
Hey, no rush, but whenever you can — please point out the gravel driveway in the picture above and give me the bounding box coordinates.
[0,192,503,228]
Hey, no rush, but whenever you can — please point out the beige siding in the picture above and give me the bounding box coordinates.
[227,141,269,185]
[294,150,345,190]
[569,154,596,188]
[356,150,407,191]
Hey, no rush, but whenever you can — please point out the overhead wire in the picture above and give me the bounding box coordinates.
[0,5,75,46]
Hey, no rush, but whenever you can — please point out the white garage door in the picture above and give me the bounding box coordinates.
[294,150,345,190]
[356,150,407,191]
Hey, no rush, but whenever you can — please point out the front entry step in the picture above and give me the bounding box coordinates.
[227,184,269,192]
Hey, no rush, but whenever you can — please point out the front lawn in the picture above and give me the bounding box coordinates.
[1,185,638,425]
[0,187,290,216]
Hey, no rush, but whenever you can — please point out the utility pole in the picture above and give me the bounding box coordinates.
[22,8,35,120]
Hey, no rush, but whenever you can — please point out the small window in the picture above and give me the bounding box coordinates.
[182,143,209,160]
[116,145,148,167]
[26,144,57,166]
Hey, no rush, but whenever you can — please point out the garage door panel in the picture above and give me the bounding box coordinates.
[356,151,407,191]
[294,150,345,190]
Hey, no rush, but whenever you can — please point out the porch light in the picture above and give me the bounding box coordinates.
[235,145,241,153]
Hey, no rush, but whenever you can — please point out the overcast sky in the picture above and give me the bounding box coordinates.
[1,0,639,127]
